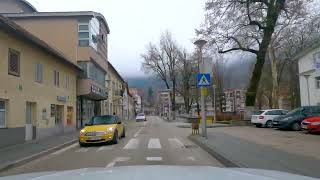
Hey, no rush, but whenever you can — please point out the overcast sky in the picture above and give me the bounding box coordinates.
[28,0,206,77]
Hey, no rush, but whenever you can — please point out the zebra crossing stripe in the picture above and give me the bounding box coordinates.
[123,138,140,149]
[97,146,113,151]
[148,138,161,149]
[146,157,162,161]
[168,138,185,149]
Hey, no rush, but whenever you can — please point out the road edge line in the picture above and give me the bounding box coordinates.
[0,139,78,172]
[188,135,240,168]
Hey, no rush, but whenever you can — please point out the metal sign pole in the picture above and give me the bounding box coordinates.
[200,48,207,138]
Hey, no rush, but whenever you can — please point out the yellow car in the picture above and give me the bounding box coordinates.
[79,115,125,146]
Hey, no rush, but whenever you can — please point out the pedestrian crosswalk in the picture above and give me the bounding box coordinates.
[69,137,188,153]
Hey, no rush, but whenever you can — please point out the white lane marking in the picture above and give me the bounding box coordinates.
[105,157,131,168]
[134,126,144,138]
[148,138,161,149]
[123,138,139,149]
[146,157,162,161]
[143,121,147,127]
[187,156,195,161]
[168,138,185,149]
[97,146,113,152]
[51,143,78,155]
[75,148,90,153]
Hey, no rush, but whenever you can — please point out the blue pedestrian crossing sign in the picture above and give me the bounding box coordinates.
[197,73,211,87]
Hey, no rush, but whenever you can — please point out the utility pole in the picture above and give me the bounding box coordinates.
[194,39,207,138]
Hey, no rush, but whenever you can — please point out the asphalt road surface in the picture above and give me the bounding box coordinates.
[0,116,222,177]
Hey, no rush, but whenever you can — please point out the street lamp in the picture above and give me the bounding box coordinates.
[194,39,207,138]
[303,74,311,106]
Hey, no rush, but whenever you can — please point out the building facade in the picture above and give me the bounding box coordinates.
[2,11,111,127]
[296,43,320,106]
[0,16,80,148]
[105,62,125,119]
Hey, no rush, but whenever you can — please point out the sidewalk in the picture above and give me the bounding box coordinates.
[189,127,320,178]
[0,131,78,171]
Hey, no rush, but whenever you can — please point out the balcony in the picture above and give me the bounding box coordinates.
[77,46,108,71]
[77,78,108,100]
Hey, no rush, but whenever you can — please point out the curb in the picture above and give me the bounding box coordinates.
[177,124,250,129]
[188,135,240,168]
[0,139,78,172]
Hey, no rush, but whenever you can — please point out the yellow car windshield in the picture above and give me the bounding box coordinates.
[89,116,116,125]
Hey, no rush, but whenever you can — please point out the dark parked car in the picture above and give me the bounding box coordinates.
[272,106,320,131]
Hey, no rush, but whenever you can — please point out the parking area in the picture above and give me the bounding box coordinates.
[211,126,320,160]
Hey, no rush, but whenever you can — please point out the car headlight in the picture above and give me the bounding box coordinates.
[107,127,114,133]
[311,122,320,125]
[80,129,86,135]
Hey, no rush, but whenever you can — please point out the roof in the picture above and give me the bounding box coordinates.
[293,41,320,61]
[3,11,110,34]
[108,61,125,83]
[0,15,82,71]
[20,0,37,12]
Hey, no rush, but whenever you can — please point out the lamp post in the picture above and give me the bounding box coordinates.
[194,39,207,138]
[304,74,311,106]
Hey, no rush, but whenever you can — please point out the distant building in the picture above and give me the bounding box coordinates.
[0,15,81,148]
[158,90,171,117]
[129,88,143,113]
[295,42,320,106]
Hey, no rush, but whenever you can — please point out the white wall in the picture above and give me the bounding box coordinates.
[298,47,320,106]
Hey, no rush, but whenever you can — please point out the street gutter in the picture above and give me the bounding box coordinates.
[0,139,77,172]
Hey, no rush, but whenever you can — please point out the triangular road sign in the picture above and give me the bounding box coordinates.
[197,73,211,87]
[199,75,209,86]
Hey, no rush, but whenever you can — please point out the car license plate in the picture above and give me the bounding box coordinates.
[273,122,278,124]
[89,136,101,141]
[302,125,307,129]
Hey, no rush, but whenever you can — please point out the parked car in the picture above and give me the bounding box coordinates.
[301,117,320,133]
[136,113,146,122]
[79,115,125,146]
[251,109,288,128]
[272,106,320,131]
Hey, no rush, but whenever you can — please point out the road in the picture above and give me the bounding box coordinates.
[0,116,222,177]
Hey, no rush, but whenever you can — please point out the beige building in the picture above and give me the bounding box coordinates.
[2,6,111,127]
[105,62,125,119]
[0,15,81,148]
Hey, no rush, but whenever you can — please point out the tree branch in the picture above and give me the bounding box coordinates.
[219,47,258,54]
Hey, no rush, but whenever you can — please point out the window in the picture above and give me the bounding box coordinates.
[78,18,100,50]
[0,100,6,128]
[64,75,70,89]
[8,49,20,76]
[54,70,59,87]
[35,63,43,83]
[265,110,282,115]
[78,23,90,47]
[316,77,320,89]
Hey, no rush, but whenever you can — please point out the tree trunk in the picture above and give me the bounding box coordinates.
[245,3,283,106]
[269,48,279,108]
[171,78,176,120]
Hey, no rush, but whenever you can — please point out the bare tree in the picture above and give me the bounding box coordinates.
[198,0,312,107]
[176,52,194,114]
[141,31,182,119]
